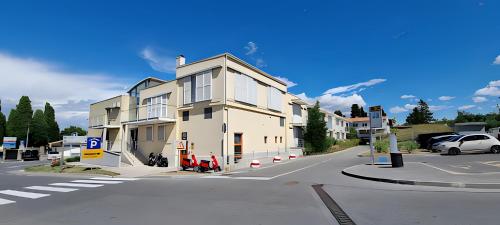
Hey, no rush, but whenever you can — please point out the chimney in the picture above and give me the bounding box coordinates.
[176,55,185,67]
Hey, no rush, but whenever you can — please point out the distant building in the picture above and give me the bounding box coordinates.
[454,122,487,135]
[346,117,391,142]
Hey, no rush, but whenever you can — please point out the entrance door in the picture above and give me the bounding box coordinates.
[130,128,138,151]
[234,133,242,163]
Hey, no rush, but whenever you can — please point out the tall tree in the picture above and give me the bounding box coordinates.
[0,100,6,145]
[350,104,360,118]
[60,126,87,138]
[359,107,368,117]
[30,109,49,147]
[406,99,434,124]
[44,102,60,142]
[304,101,328,152]
[333,110,343,117]
[6,96,33,143]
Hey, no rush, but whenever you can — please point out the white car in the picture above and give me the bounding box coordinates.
[437,134,500,155]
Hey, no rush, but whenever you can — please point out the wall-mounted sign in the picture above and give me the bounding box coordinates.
[176,140,187,150]
[181,132,188,140]
[81,149,104,159]
[2,137,16,149]
[86,137,102,149]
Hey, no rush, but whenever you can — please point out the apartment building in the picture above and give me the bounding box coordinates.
[346,116,391,142]
[89,53,304,170]
[323,110,348,140]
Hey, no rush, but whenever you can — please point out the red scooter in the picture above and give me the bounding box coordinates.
[181,154,200,172]
[198,154,221,172]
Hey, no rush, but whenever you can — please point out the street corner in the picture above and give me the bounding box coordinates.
[342,161,500,189]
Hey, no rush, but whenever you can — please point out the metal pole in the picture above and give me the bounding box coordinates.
[370,127,374,165]
[25,124,29,151]
[61,144,67,173]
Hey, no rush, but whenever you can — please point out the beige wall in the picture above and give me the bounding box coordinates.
[137,123,176,157]
[89,95,129,127]
[138,81,177,120]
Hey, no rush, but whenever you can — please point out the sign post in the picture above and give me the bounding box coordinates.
[369,106,383,165]
[62,135,87,172]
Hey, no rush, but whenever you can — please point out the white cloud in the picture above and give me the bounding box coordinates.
[323,79,386,95]
[244,42,258,55]
[429,105,452,111]
[404,104,417,110]
[472,96,487,103]
[493,55,500,65]
[0,52,128,128]
[458,105,476,110]
[474,80,500,97]
[438,96,455,101]
[389,106,408,114]
[400,94,416,99]
[139,47,176,73]
[255,58,266,68]
[275,76,297,88]
[296,92,366,114]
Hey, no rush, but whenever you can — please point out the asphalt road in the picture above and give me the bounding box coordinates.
[1,147,500,225]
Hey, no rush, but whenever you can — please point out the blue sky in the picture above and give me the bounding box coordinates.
[0,0,499,128]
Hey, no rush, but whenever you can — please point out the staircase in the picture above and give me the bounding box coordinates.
[121,148,147,166]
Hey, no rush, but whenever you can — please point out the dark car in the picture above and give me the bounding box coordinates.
[427,135,458,152]
[21,150,40,161]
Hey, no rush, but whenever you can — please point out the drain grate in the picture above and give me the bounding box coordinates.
[312,184,356,225]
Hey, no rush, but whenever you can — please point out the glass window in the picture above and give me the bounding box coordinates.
[195,70,212,102]
[146,127,153,141]
[275,136,277,143]
[146,94,167,119]
[182,111,189,121]
[280,117,285,127]
[280,136,283,143]
[183,76,192,104]
[234,72,257,105]
[158,125,165,141]
[267,86,283,112]
[204,107,212,119]
[264,136,267,143]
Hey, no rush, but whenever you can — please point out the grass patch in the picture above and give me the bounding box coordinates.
[393,124,453,141]
[25,165,119,176]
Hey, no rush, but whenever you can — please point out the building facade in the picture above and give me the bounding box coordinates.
[89,53,306,170]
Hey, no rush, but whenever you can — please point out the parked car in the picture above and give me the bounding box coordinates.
[21,150,39,161]
[437,134,500,155]
[427,134,459,152]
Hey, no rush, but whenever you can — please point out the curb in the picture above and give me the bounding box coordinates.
[341,169,500,189]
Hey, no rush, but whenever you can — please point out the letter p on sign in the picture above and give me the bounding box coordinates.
[87,137,102,149]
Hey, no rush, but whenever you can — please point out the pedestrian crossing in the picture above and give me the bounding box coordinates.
[0,177,139,206]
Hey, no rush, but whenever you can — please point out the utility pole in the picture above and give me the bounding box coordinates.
[25,123,30,151]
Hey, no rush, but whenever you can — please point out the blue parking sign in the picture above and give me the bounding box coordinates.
[87,137,102,149]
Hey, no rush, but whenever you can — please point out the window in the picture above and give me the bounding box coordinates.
[336,118,340,126]
[195,70,212,102]
[147,94,167,119]
[183,76,192,104]
[234,72,257,105]
[146,127,153,141]
[275,136,277,143]
[264,136,267,143]
[280,136,283,143]
[461,136,476,142]
[280,117,285,127]
[267,87,282,111]
[182,111,189,121]
[234,133,243,163]
[204,107,212,119]
[158,125,165,141]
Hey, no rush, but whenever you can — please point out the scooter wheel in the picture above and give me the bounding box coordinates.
[193,166,200,172]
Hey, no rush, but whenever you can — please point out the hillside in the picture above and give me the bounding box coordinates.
[393,124,453,141]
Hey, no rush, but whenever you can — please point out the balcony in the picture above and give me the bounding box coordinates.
[123,103,176,126]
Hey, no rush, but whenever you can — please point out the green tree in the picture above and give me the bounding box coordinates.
[334,110,343,117]
[304,101,328,152]
[6,96,33,143]
[30,109,49,147]
[406,99,434,124]
[350,104,360,118]
[359,107,368,117]
[60,126,87,137]
[44,102,60,142]
[0,100,6,145]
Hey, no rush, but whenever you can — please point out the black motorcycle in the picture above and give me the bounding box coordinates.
[148,153,156,166]
[156,153,168,167]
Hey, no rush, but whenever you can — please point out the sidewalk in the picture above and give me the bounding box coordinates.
[342,162,500,189]
[70,162,176,178]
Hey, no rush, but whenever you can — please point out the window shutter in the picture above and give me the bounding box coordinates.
[183,77,191,104]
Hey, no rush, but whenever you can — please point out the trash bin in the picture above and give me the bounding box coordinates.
[390,153,403,167]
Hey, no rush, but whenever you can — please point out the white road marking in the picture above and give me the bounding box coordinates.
[201,176,230,179]
[25,186,78,193]
[0,190,50,199]
[0,198,15,205]
[71,180,123,184]
[269,157,336,179]
[90,177,139,181]
[233,177,272,180]
[49,183,103,188]
[418,162,500,175]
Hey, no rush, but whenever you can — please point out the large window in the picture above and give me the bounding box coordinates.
[147,94,167,119]
[182,111,189,121]
[195,70,212,102]
[234,72,257,105]
[183,70,212,104]
[267,86,282,112]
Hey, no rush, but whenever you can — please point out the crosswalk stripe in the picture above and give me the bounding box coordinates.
[0,198,15,205]
[25,186,78,193]
[0,190,50,199]
[49,183,103,188]
[71,180,123,184]
[90,177,139,181]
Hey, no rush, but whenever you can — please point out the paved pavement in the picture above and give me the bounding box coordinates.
[1,147,500,225]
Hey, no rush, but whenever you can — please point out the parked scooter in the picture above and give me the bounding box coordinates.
[156,153,168,167]
[181,154,199,172]
[198,154,221,172]
[148,153,156,166]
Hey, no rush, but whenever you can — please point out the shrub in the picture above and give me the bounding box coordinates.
[65,156,80,163]
[374,139,389,153]
[398,141,418,154]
